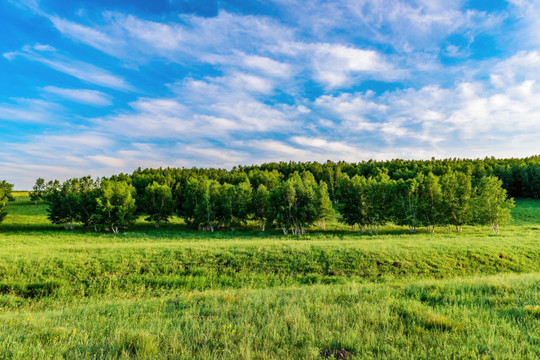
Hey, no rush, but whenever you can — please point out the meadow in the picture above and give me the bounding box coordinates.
[0,193,539,359]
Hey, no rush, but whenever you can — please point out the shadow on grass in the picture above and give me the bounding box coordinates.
[0,220,464,239]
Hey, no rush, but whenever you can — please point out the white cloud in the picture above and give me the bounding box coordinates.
[274,42,404,88]
[112,14,184,52]
[16,133,114,157]
[48,15,120,54]
[241,54,292,78]
[87,155,126,168]
[0,98,62,123]
[5,44,132,90]
[92,72,304,140]
[43,86,112,106]
[41,10,294,64]
[491,51,540,84]
[183,146,245,165]
[4,0,540,190]
[507,0,540,47]
[237,139,311,159]
[313,50,540,153]
[291,136,358,154]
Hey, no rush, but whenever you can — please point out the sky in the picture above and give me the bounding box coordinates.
[1,0,540,189]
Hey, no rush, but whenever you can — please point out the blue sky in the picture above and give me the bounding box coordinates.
[2,0,540,188]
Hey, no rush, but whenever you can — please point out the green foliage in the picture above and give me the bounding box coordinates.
[143,182,174,228]
[473,176,515,233]
[95,180,137,233]
[247,169,282,190]
[418,173,444,233]
[45,179,81,230]
[187,178,221,232]
[0,194,539,358]
[218,180,252,231]
[43,177,100,230]
[0,180,14,223]
[76,176,101,229]
[316,181,334,230]
[251,184,270,231]
[31,158,527,234]
[335,174,368,231]
[364,174,394,233]
[391,178,420,233]
[268,179,296,234]
[29,177,45,204]
[268,173,323,234]
[440,171,473,232]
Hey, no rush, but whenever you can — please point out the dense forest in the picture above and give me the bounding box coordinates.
[3,156,539,234]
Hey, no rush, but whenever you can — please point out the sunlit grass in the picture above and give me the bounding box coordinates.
[0,192,539,358]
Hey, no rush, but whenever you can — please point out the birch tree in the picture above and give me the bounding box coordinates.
[317,181,334,230]
[29,178,46,204]
[46,179,80,230]
[251,184,270,231]
[143,181,174,228]
[95,180,137,234]
[440,171,473,232]
[0,180,13,224]
[473,176,514,233]
[418,172,444,233]
[391,178,420,233]
[335,174,368,232]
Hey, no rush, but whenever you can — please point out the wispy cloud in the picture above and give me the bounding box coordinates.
[48,15,121,54]
[43,86,113,106]
[2,0,540,189]
[0,98,62,123]
[93,73,305,140]
[4,44,132,90]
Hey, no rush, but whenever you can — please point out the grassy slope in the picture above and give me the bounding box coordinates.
[0,193,539,359]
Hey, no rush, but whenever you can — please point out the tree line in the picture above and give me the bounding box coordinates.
[238,156,540,199]
[22,167,515,234]
[3,156,534,232]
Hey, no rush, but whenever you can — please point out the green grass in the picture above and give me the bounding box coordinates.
[0,193,539,359]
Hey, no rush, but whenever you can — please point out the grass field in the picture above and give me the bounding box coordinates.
[0,193,539,359]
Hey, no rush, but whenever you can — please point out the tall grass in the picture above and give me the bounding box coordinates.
[0,193,539,358]
[0,274,538,359]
